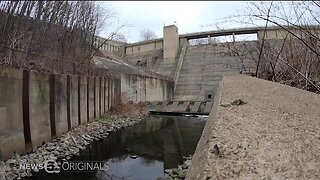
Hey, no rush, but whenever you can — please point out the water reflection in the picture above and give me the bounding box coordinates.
[26,115,206,180]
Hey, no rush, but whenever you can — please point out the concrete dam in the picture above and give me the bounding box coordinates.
[116,25,258,115]
[1,24,320,180]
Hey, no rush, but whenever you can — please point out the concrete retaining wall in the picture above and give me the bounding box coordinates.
[54,75,68,137]
[125,40,163,55]
[94,77,100,118]
[70,75,79,128]
[29,72,51,147]
[0,66,173,160]
[0,67,25,159]
[121,74,173,103]
[79,76,87,124]
[88,76,95,122]
[0,67,120,160]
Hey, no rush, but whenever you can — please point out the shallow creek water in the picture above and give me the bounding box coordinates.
[25,115,207,180]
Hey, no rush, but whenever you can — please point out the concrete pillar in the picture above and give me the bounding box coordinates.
[163,25,179,61]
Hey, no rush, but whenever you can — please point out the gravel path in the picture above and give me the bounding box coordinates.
[187,75,320,180]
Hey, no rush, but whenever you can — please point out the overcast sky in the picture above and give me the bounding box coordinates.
[97,1,259,43]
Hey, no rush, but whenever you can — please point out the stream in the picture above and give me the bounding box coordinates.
[25,115,207,180]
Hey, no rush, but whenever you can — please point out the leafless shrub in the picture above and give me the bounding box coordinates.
[0,1,108,74]
[189,37,220,45]
[222,1,320,92]
[139,29,158,41]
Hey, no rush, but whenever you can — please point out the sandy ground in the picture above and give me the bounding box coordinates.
[187,75,320,180]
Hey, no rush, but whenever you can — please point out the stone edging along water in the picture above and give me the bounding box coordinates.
[0,114,145,180]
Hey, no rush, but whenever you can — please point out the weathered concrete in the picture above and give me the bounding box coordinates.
[174,44,252,101]
[0,64,173,160]
[105,77,109,112]
[121,25,316,59]
[110,79,114,108]
[187,75,320,180]
[163,25,179,61]
[54,75,68,136]
[109,25,320,103]
[100,77,105,115]
[70,75,79,128]
[95,76,100,117]
[29,71,51,147]
[146,78,169,102]
[79,76,87,124]
[94,36,126,54]
[88,76,95,121]
[121,74,173,103]
[190,102,201,112]
[121,74,138,103]
[0,67,25,159]
[125,39,163,55]
[173,41,188,92]
[147,101,212,114]
[137,76,146,102]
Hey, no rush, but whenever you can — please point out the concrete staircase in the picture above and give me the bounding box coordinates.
[174,44,240,101]
[156,46,182,77]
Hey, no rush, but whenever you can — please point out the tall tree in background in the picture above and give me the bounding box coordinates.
[113,33,128,43]
[139,29,157,41]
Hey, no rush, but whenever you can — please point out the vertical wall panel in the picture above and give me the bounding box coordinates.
[79,76,87,124]
[70,75,78,128]
[88,76,95,121]
[30,72,51,147]
[54,75,68,136]
[95,76,100,118]
[0,67,25,160]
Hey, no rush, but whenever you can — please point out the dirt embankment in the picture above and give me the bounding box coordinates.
[187,75,320,180]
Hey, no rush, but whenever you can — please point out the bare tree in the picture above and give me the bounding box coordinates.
[139,29,157,41]
[220,1,320,92]
[113,33,128,43]
[0,1,111,74]
[189,37,220,45]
